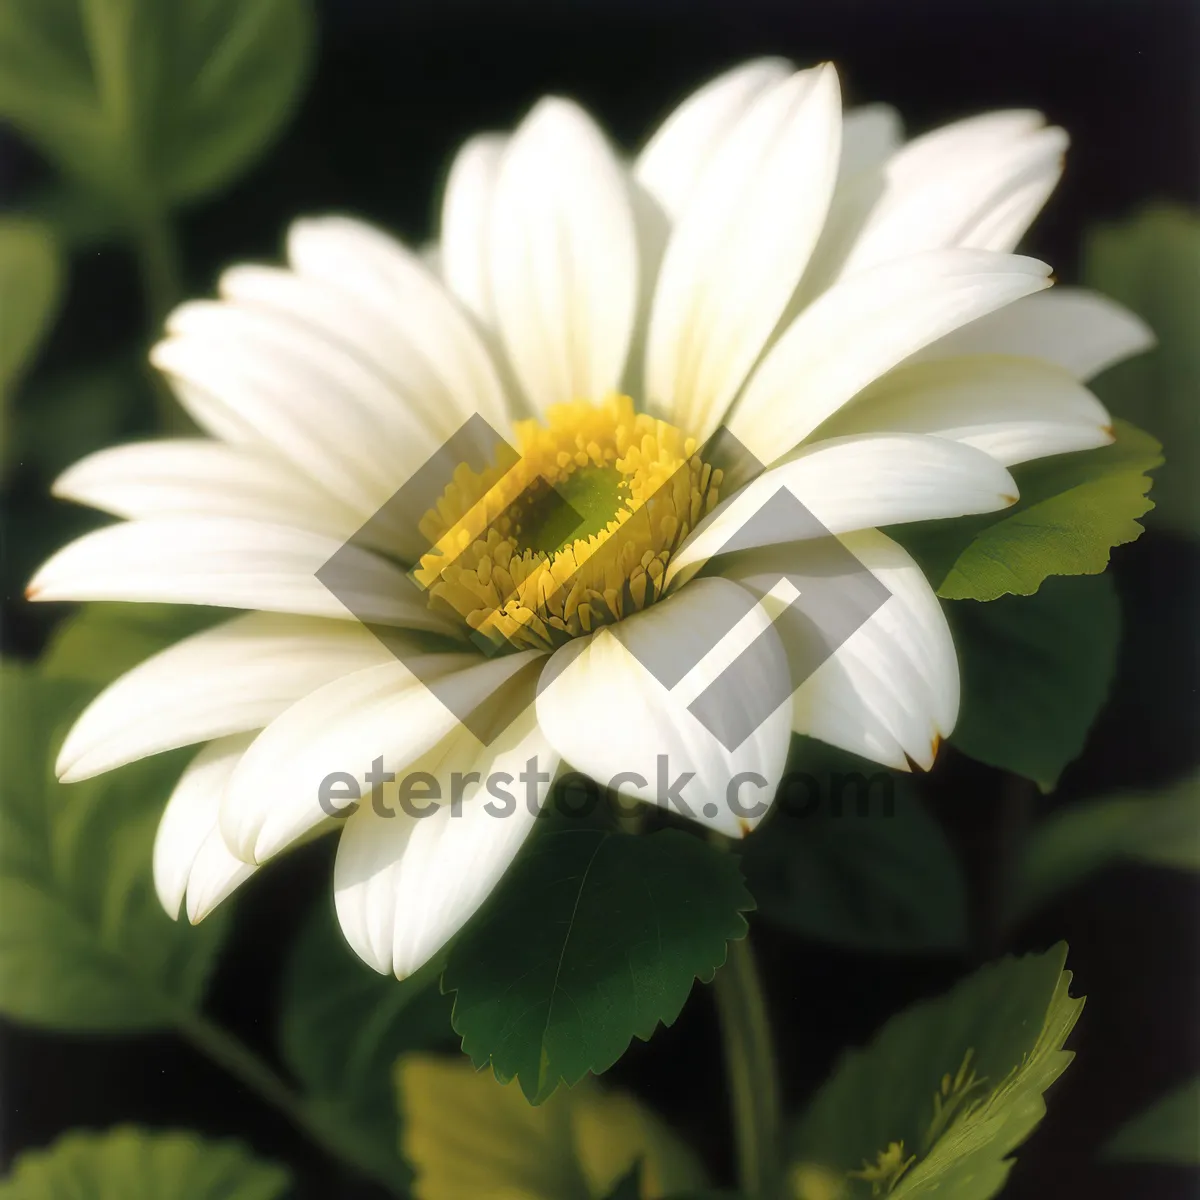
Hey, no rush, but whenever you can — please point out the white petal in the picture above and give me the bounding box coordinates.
[217,262,507,445]
[913,286,1156,381]
[634,57,792,222]
[839,104,904,177]
[626,60,792,401]
[440,133,507,326]
[788,529,959,770]
[728,248,1053,461]
[536,578,792,838]
[666,433,1017,588]
[27,516,454,633]
[333,704,558,977]
[488,98,638,415]
[57,613,397,782]
[53,439,365,540]
[221,651,543,863]
[645,65,843,439]
[155,304,437,514]
[884,110,1045,175]
[839,112,1066,274]
[787,103,905,313]
[817,355,1113,466]
[154,735,258,921]
[961,168,1062,253]
[286,215,513,435]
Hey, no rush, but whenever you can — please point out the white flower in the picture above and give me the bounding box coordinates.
[29,60,1151,978]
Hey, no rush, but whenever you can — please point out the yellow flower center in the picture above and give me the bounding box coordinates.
[414,395,722,652]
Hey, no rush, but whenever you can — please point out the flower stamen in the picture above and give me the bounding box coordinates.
[415,395,722,652]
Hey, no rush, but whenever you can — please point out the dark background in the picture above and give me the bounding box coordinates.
[2,0,1199,1196]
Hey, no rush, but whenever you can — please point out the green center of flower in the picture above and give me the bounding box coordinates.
[520,464,632,555]
[413,394,723,652]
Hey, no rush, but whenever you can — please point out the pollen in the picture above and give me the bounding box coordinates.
[414,394,722,652]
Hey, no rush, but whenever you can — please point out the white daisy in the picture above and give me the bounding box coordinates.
[30,59,1151,978]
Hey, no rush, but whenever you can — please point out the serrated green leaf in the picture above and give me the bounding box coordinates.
[1084,205,1200,539]
[445,825,754,1104]
[1105,1076,1200,1165]
[0,0,314,208]
[0,1127,289,1199]
[0,664,227,1030]
[894,421,1160,601]
[742,738,967,953]
[397,1053,705,1199]
[278,898,453,1192]
[948,574,1120,791]
[41,601,219,684]
[791,945,1083,1200]
[1009,771,1200,921]
[0,216,62,464]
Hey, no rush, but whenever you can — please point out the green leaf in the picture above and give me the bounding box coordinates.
[791,945,1083,1200]
[0,0,314,208]
[0,216,62,462]
[278,897,453,1192]
[0,217,61,394]
[742,738,967,953]
[445,825,754,1104]
[41,601,219,684]
[0,1127,289,1199]
[1009,772,1200,921]
[9,181,130,249]
[1105,1077,1200,1165]
[0,664,227,1030]
[948,574,1121,790]
[1084,205,1200,539]
[397,1052,706,1199]
[895,421,1161,601]
[9,357,154,480]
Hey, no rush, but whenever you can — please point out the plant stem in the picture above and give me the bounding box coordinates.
[131,198,193,433]
[134,201,181,327]
[714,934,783,1199]
[172,1007,408,1196]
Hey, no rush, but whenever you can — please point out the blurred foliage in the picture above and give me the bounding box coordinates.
[278,899,454,1193]
[948,574,1120,791]
[8,357,150,482]
[41,600,218,683]
[0,0,314,214]
[0,216,63,465]
[1084,205,1200,539]
[397,1053,706,1200]
[742,738,968,953]
[0,1128,289,1199]
[0,664,228,1029]
[790,946,1082,1200]
[1105,1076,1200,1166]
[1009,772,1200,922]
[446,815,754,1105]
[894,420,1161,601]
